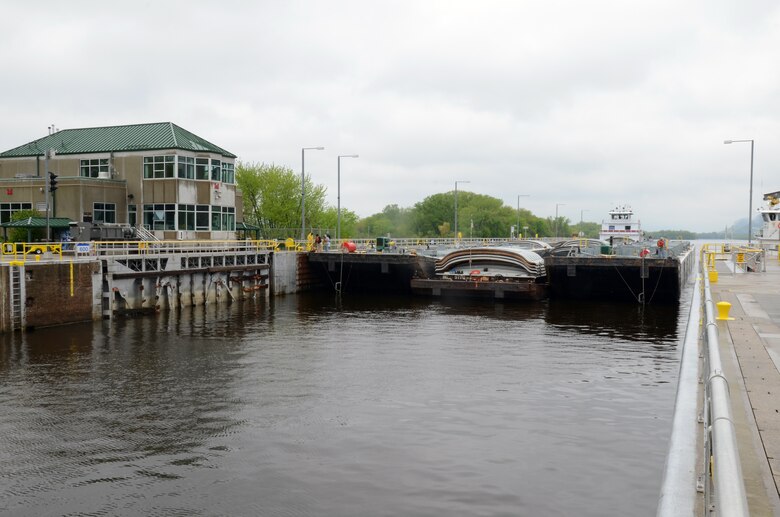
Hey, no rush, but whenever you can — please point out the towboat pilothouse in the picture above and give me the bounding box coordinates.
[599,205,642,243]
[758,190,780,248]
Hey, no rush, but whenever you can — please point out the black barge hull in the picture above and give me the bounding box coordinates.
[410,278,548,301]
[544,251,695,303]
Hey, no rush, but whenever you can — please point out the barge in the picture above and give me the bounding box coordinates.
[411,246,548,300]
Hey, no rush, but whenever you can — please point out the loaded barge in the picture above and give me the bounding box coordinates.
[410,246,548,300]
[544,238,695,303]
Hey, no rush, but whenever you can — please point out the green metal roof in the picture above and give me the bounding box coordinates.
[1,217,73,229]
[236,221,262,230]
[0,122,236,158]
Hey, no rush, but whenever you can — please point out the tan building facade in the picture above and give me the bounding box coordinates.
[0,123,243,240]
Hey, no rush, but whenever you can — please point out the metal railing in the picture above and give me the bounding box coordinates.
[701,266,749,515]
[657,250,749,516]
[657,263,701,516]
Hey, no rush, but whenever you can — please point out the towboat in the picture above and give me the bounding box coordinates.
[757,190,780,249]
[599,205,642,243]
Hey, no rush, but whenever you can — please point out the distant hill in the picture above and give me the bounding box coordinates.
[648,215,761,240]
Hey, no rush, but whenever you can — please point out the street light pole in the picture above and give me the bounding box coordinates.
[517,194,530,238]
[301,146,325,242]
[555,203,566,238]
[454,180,470,239]
[724,139,755,245]
[580,209,588,237]
[337,154,359,243]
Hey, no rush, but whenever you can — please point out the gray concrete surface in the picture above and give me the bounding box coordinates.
[713,256,780,516]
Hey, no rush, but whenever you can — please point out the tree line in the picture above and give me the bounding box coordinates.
[236,162,583,239]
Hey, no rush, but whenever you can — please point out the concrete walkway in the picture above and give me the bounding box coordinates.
[712,256,780,516]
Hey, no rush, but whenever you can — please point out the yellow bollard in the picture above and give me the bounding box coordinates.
[716,301,735,321]
[708,269,718,283]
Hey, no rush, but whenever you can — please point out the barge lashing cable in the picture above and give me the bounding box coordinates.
[612,258,667,305]
[321,255,354,293]
[613,263,641,303]
[646,262,665,304]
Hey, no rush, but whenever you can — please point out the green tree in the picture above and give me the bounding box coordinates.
[236,162,327,238]
[413,191,520,238]
[413,193,459,237]
[317,206,359,239]
[356,204,415,238]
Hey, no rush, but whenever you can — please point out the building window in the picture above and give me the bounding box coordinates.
[211,205,222,230]
[93,203,116,224]
[221,162,235,184]
[625,226,631,230]
[143,203,176,230]
[178,204,195,231]
[143,156,175,179]
[196,205,210,230]
[0,202,32,223]
[129,205,137,227]
[177,156,195,179]
[80,159,109,178]
[223,206,235,231]
[211,159,221,181]
[195,158,210,180]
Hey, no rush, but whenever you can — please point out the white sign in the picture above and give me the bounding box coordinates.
[75,243,91,253]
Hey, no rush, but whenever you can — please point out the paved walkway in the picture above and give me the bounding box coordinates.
[713,256,780,515]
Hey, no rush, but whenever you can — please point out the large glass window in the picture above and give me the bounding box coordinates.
[178,204,195,231]
[211,205,222,230]
[196,205,210,230]
[195,158,210,180]
[222,206,235,231]
[221,162,235,184]
[211,159,221,181]
[93,202,116,224]
[80,159,109,178]
[177,156,195,179]
[143,156,175,179]
[129,205,137,227]
[143,204,176,230]
[0,202,32,223]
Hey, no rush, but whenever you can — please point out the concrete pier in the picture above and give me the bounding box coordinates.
[712,255,780,515]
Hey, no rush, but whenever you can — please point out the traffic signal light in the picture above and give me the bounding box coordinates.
[48,171,58,193]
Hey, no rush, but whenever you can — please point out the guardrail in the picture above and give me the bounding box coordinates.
[701,243,765,275]
[657,260,701,516]
[657,248,749,516]
[1,240,279,262]
[701,263,749,515]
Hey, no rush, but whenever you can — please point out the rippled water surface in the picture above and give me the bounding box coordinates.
[0,292,687,516]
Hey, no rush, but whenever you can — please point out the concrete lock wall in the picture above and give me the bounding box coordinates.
[270,252,299,295]
[1,261,102,332]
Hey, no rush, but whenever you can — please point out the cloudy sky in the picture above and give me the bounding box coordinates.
[2,0,778,232]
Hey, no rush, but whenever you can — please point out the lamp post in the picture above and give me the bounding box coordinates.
[580,209,589,237]
[454,180,470,239]
[337,154,359,243]
[555,203,566,238]
[301,146,325,242]
[517,194,530,239]
[724,139,755,245]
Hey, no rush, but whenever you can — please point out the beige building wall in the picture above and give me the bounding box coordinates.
[0,149,239,238]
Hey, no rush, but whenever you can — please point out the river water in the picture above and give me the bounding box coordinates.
[0,290,688,516]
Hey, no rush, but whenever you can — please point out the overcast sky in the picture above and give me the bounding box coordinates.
[2,0,778,232]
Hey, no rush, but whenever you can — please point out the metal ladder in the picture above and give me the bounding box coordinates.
[9,264,24,331]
